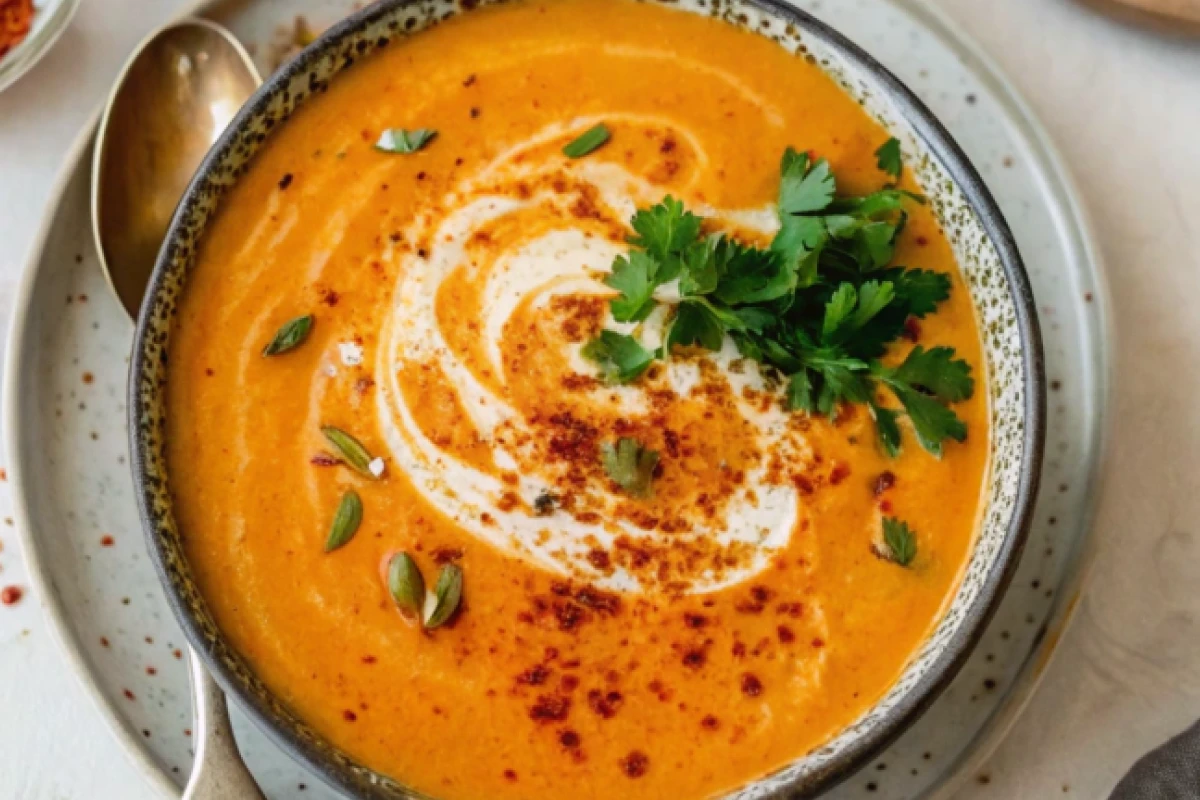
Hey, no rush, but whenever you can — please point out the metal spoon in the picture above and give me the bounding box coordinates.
[90,18,266,799]
[92,17,260,319]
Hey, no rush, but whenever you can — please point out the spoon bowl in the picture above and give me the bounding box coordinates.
[91,18,260,320]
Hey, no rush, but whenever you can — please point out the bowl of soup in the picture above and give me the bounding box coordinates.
[129,0,1044,797]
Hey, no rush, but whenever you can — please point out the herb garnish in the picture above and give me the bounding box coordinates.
[881,517,917,566]
[320,426,378,478]
[387,552,425,619]
[563,123,611,159]
[874,137,903,180]
[583,145,973,458]
[262,314,313,356]
[325,490,363,552]
[375,128,437,154]
[581,330,656,384]
[425,563,464,629]
[600,437,659,498]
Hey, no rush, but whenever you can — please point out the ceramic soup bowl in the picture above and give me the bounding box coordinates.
[129,0,1045,796]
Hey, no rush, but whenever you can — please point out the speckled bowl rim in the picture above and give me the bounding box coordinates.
[128,1,1045,797]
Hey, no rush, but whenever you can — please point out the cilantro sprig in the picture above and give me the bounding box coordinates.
[583,144,974,459]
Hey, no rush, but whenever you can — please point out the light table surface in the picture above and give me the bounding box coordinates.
[0,0,1197,797]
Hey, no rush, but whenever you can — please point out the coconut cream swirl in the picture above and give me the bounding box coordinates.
[377,117,816,594]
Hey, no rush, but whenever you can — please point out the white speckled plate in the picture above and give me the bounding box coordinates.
[2,0,1110,798]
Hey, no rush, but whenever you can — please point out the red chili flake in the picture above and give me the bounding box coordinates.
[701,714,720,730]
[354,377,376,395]
[469,107,481,119]
[184,728,192,736]
[587,689,623,718]
[791,474,815,495]
[776,602,804,618]
[100,535,115,547]
[321,289,340,306]
[123,689,135,701]
[586,549,611,570]
[205,368,215,377]
[620,751,649,778]
[529,695,571,723]
[145,666,156,676]
[173,649,183,660]
[740,673,763,697]
[903,317,922,341]
[431,547,464,564]
[463,74,477,87]
[310,452,339,466]
[99,637,110,647]
[560,674,579,692]
[915,235,929,246]
[278,173,294,190]
[342,710,357,722]
[682,648,706,669]
[0,468,7,481]
[1,586,22,605]
[82,372,94,384]
[829,463,851,486]
[503,769,517,782]
[880,499,894,514]
[872,471,896,496]
[777,625,796,644]
[812,637,826,648]
[517,665,551,686]
[559,730,581,748]
[731,641,747,658]
[361,655,377,664]
[684,613,707,629]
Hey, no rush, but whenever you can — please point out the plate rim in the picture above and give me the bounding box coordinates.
[1,104,178,800]
[1,1,1113,798]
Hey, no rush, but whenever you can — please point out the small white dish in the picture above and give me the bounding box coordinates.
[0,0,81,94]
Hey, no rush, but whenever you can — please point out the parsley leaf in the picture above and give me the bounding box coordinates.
[870,403,902,458]
[879,267,952,318]
[886,345,975,402]
[875,137,903,179]
[581,330,655,384]
[779,148,836,214]
[628,196,702,266]
[600,437,659,498]
[890,384,967,457]
[881,517,917,566]
[605,251,659,322]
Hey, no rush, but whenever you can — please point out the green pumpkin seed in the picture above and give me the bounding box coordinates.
[320,426,375,478]
[262,314,313,356]
[324,490,362,552]
[424,563,463,629]
[387,552,425,618]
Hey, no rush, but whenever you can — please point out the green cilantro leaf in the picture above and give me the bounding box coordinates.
[581,330,655,384]
[779,150,836,215]
[628,196,702,265]
[890,384,967,457]
[712,247,795,306]
[375,128,437,154]
[786,370,816,413]
[881,517,917,566]
[880,267,952,318]
[875,137,903,179]
[600,437,659,498]
[887,345,975,402]
[870,403,902,458]
[605,251,659,322]
[668,299,726,351]
[771,215,827,290]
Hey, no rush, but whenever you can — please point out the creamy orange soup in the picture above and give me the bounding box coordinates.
[167,1,989,797]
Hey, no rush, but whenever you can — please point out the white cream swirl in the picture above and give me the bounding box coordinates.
[376,117,813,594]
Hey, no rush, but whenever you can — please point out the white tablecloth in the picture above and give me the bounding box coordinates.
[1,0,1198,797]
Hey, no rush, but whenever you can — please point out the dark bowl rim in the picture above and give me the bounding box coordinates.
[129,0,1047,797]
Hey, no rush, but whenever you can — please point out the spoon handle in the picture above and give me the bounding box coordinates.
[182,647,267,800]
